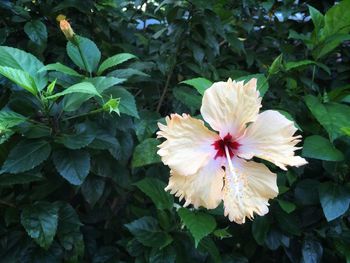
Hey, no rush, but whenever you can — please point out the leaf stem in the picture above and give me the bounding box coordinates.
[62,108,104,121]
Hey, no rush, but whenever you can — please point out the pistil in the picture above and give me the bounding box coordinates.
[224,145,244,208]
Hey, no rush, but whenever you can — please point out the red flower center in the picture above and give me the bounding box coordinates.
[212,133,240,159]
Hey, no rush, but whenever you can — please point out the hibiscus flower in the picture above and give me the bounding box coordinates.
[157,78,307,224]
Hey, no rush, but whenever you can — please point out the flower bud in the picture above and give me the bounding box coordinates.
[57,15,75,40]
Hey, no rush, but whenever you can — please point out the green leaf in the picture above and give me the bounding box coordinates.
[89,132,121,160]
[46,82,101,99]
[21,201,59,249]
[39,62,83,77]
[0,66,38,95]
[305,95,350,141]
[0,129,14,145]
[173,87,201,111]
[213,227,232,240]
[0,172,44,186]
[24,20,47,47]
[308,5,324,33]
[149,246,176,263]
[0,140,51,174]
[46,79,56,95]
[56,203,84,259]
[319,182,350,221]
[252,216,270,245]
[181,77,213,96]
[198,237,221,263]
[342,127,350,136]
[125,216,173,248]
[236,74,269,97]
[268,54,283,75]
[177,208,216,247]
[0,46,47,90]
[67,36,101,73]
[97,53,137,75]
[313,34,350,59]
[135,177,174,210]
[0,110,27,129]
[55,132,95,150]
[134,111,161,142]
[285,60,330,75]
[109,68,150,79]
[104,87,139,118]
[302,135,344,161]
[275,210,301,236]
[132,138,161,168]
[52,149,90,186]
[277,200,297,214]
[81,176,105,207]
[62,93,94,112]
[87,76,126,93]
[324,0,350,37]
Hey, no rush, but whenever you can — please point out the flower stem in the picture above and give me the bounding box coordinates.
[62,108,104,121]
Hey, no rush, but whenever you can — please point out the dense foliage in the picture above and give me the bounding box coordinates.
[0,0,350,262]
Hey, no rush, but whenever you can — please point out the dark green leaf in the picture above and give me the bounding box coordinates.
[135,177,173,210]
[55,132,95,150]
[178,208,216,247]
[1,140,51,174]
[252,215,270,245]
[198,237,221,263]
[305,96,350,141]
[56,202,84,259]
[302,135,344,161]
[81,176,105,207]
[173,86,201,110]
[125,216,173,248]
[149,246,176,263]
[285,60,330,75]
[67,36,101,73]
[0,172,43,186]
[319,182,350,221]
[21,201,59,249]
[277,200,297,214]
[53,149,90,185]
[132,138,161,168]
[24,20,47,47]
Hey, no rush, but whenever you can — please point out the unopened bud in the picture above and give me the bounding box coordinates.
[57,16,75,40]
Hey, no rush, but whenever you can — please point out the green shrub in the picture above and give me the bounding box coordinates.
[0,0,349,262]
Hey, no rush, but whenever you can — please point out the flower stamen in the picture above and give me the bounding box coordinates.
[224,146,244,208]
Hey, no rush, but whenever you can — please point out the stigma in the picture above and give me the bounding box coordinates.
[212,133,240,159]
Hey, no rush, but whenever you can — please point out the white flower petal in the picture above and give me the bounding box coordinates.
[200,78,261,137]
[157,113,219,176]
[223,158,278,224]
[238,110,308,170]
[165,160,224,209]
